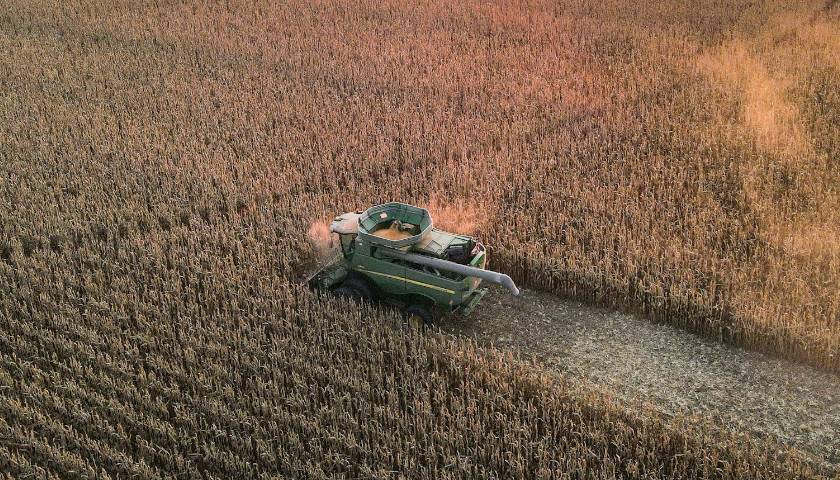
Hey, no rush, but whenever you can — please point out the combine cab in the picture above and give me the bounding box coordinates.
[307,202,519,325]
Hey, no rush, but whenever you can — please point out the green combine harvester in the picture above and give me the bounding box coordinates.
[307,202,520,325]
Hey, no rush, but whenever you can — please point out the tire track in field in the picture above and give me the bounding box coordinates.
[439,287,840,471]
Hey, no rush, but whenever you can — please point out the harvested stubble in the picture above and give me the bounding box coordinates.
[1,0,839,478]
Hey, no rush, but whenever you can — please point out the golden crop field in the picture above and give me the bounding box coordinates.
[1,0,838,478]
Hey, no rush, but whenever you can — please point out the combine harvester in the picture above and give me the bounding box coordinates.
[307,202,520,325]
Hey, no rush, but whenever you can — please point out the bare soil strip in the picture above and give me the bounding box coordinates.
[440,287,840,470]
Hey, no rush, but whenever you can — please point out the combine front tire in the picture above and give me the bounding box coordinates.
[342,277,376,300]
[334,277,375,302]
[333,284,363,302]
[404,304,434,330]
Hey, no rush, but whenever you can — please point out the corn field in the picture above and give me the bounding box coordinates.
[1,0,838,478]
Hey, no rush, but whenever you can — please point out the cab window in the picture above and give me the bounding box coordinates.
[339,234,356,256]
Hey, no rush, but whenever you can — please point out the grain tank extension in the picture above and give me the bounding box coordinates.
[307,202,519,324]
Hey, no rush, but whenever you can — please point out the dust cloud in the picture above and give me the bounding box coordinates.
[307,220,334,259]
[426,196,494,236]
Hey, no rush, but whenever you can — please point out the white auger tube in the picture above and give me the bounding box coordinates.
[381,249,521,296]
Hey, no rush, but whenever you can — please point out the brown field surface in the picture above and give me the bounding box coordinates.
[1,0,838,478]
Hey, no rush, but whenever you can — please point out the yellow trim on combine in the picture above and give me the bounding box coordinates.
[357,267,455,294]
